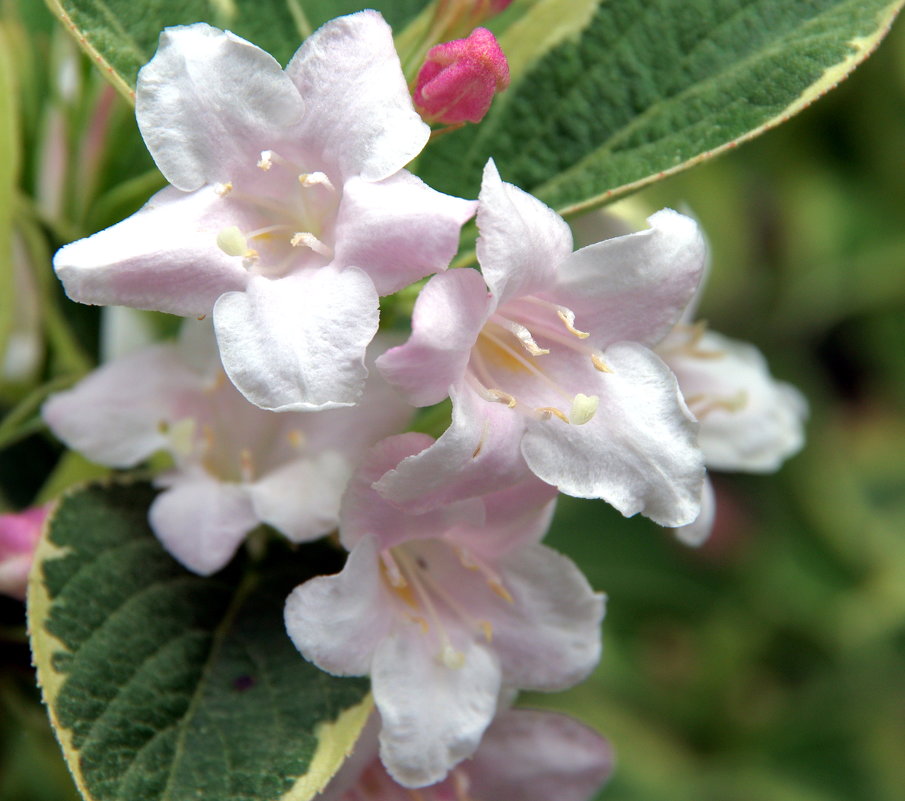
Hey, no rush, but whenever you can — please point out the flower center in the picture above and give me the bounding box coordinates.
[467,297,608,425]
[213,150,339,276]
[379,540,512,670]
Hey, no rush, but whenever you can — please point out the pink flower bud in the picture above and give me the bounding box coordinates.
[414,27,510,125]
[0,505,49,600]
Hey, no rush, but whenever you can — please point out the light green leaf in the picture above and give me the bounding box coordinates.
[45,0,429,101]
[418,0,904,214]
[0,23,20,377]
[27,481,371,801]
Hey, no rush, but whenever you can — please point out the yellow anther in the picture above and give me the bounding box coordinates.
[214,181,233,197]
[407,615,429,634]
[299,171,335,191]
[479,621,493,643]
[557,307,590,339]
[569,393,599,425]
[591,353,613,373]
[290,232,332,258]
[486,388,517,408]
[257,150,274,170]
[441,644,466,670]
[537,406,570,423]
[489,580,514,604]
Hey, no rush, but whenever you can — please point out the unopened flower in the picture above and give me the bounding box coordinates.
[414,27,510,124]
[285,433,604,787]
[42,321,411,575]
[316,707,612,801]
[53,12,474,412]
[0,505,49,600]
[376,160,707,527]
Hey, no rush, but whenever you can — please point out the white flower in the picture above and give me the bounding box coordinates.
[42,321,411,574]
[53,12,474,411]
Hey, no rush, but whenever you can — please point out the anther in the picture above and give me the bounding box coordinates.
[537,406,570,423]
[557,306,590,338]
[485,388,516,408]
[214,181,233,197]
[479,621,493,643]
[441,644,466,670]
[569,393,599,425]
[591,353,613,373]
[299,171,335,192]
[290,232,332,258]
[257,150,274,170]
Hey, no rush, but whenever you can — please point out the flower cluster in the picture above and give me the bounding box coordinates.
[42,9,805,797]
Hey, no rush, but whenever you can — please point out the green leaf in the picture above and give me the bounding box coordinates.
[45,0,429,100]
[0,23,20,376]
[418,0,904,214]
[27,481,371,801]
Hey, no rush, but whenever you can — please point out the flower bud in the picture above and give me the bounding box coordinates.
[414,27,510,125]
[0,505,49,600]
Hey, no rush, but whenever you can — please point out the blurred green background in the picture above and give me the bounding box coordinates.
[1,1,905,800]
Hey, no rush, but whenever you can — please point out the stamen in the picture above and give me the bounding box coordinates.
[246,223,293,240]
[485,388,516,407]
[290,232,332,258]
[478,620,493,643]
[216,226,248,257]
[556,306,590,338]
[299,171,335,192]
[591,352,613,373]
[287,429,305,448]
[239,448,255,482]
[537,406,570,423]
[214,181,233,197]
[490,316,549,356]
[479,329,573,402]
[257,150,274,170]
[686,390,748,418]
[569,393,599,425]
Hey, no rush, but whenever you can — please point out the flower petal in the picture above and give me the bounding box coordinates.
[521,342,705,527]
[374,384,530,513]
[671,476,715,547]
[213,266,379,411]
[489,543,604,690]
[42,344,202,467]
[476,160,573,305]
[340,433,484,551]
[284,536,392,676]
[334,172,475,295]
[54,186,250,317]
[286,11,429,183]
[136,24,304,191]
[372,631,501,788]
[551,208,706,348]
[377,269,490,407]
[249,451,351,543]
[149,473,258,575]
[469,709,613,801]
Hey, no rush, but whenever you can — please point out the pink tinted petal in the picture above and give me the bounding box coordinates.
[374,384,530,513]
[663,329,808,472]
[0,554,33,601]
[149,475,258,575]
[42,345,202,467]
[521,343,704,527]
[671,476,715,547]
[469,709,613,801]
[334,172,475,295]
[136,24,304,191]
[372,632,501,788]
[287,11,428,183]
[341,433,484,551]
[0,506,49,600]
[489,543,604,690]
[476,160,572,305]
[551,208,706,348]
[54,186,249,317]
[249,451,351,543]
[213,266,379,411]
[284,536,392,676]
[377,269,490,407]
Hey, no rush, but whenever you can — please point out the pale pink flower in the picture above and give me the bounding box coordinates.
[42,322,411,575]
[317,707,612,801]
[0,506,49,600]
[414,27,510,124]
[376,160,707,527]
[53,12,474,412]
[658,322,808,545]
[285,433,604,787]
